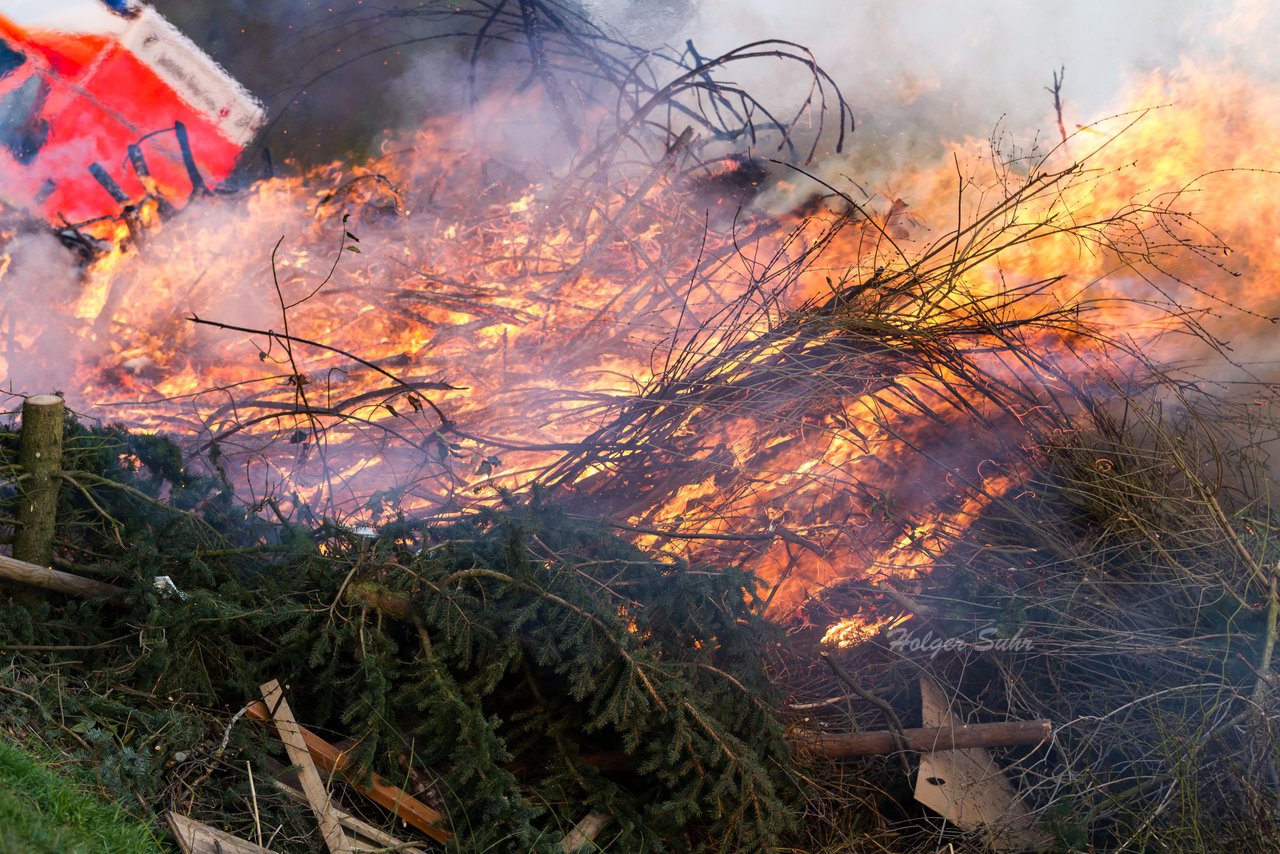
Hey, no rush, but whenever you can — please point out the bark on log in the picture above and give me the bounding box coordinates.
[0,553,126,600]
[13,395,64,568]
[343,581,415,621]
[796,719,1052,758]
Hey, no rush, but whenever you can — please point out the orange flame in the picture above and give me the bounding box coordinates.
[2,56,1276,638]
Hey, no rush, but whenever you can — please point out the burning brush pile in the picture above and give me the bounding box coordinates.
[1,1,1280,851]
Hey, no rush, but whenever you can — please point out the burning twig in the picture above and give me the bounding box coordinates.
[1047,65,1068,148]
[186,315,459,428]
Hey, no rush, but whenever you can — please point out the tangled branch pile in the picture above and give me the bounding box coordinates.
[4,3,1280,853]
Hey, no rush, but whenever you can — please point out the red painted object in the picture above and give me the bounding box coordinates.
[0,5,264,235]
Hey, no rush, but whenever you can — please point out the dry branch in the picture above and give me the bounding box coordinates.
[795,719,1052,758]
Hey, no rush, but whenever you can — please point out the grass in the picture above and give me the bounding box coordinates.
[0,736,165,854]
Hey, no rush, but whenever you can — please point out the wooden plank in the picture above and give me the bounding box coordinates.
[261,680,354,854]
[914,678,1050,852]
[167,811,278,854]
[797,719,1052,758]
[246,699,451,843]
[272,779,428,854]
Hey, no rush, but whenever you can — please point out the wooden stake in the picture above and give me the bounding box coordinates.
[245,700,451,843]
[795,719,1052,758]
[260,680,354,854]
[13,394,64,568]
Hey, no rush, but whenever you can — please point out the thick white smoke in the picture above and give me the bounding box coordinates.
[589,0,1278,176]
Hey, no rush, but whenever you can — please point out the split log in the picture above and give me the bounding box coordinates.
[13,395,64,567]
[0,553,126,600]
[245,699,451,844]
[796,719,1052,758]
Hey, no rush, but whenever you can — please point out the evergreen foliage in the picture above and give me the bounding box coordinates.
[0,415,797,852]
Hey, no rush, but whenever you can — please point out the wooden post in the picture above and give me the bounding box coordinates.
[13,394,64,568]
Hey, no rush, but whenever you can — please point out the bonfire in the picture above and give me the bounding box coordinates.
[0,1,1278,852]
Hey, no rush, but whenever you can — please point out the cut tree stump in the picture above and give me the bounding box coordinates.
[13,394,64,568]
